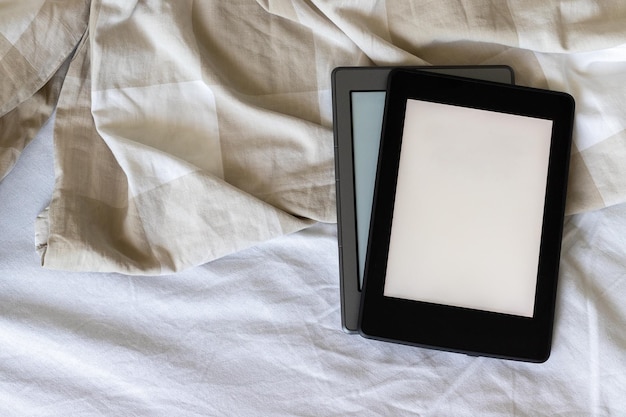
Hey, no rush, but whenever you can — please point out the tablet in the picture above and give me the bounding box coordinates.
[332,66,515,333]
[359,70,574,362]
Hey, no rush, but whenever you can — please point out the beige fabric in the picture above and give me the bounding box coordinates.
[35,26,321,274]
[3,0,626,273]
[0,0,88,179]
[0,54,70,181]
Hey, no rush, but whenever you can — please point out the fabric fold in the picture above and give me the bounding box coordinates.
[36,15,317,274]
[2,0,626,273]
[0,0,89,180]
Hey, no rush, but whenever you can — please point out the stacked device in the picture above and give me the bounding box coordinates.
[332,66,574,362]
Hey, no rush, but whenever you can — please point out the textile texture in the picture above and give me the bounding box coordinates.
[2,0,626,273]
[2,111,626,416]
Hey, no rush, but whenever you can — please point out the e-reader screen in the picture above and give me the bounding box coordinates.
[383,100,553,318]
[351,91,386,290]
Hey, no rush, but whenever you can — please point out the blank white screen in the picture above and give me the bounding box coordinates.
[383,100,553,318]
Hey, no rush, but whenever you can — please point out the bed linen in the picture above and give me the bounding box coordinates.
[2,0,626,274]
[1,0,625,415]
[1,112,625,416]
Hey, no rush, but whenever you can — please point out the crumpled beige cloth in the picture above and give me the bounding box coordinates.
[2,0,626,274]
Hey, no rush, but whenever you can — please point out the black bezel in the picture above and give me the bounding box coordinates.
[358,69,574,362]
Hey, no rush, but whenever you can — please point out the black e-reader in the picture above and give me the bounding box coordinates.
[332,66,515,333]
[359,70,574,362]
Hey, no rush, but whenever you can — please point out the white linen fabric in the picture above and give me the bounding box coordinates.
[1,114,625,416]
[2,1,626,273]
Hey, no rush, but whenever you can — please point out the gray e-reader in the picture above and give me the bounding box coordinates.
[332,66,515,333]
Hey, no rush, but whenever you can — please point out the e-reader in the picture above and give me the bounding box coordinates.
[332,66,515,333]
[359,69,574,362]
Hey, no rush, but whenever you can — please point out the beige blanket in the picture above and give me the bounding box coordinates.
[2,0,626,274]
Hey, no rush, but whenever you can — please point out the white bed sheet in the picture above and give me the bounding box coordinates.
[1,114,625,416]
